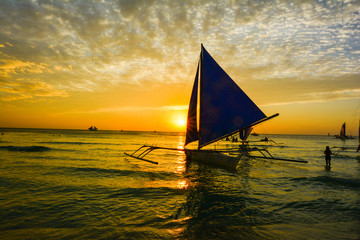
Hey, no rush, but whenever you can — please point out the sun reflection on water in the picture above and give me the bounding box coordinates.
[177,180,188,190]
[175,136,187,190]
[176,162,185,173]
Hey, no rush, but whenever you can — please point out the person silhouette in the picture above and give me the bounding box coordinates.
[324,146,332,167]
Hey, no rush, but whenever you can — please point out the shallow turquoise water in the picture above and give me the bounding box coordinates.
[0,128,359,239]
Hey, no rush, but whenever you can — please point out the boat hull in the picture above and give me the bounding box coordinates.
[185,149,243,169]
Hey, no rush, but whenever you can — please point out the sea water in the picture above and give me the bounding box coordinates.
[0,128,359,239]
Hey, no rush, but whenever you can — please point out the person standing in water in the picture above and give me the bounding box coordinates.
[324,146,332,167]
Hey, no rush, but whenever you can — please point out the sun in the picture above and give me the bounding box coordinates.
[171,112,187,130]
[176,118,186,128]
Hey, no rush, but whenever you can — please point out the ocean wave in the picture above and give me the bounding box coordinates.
[39,141,97,145]
[60,166,179,180]
[291,176,360,189]
[107,187,182,199]
[0,145,52,152]
[39,141,121,146]
[333,154,359,160]
[316,176,360,188]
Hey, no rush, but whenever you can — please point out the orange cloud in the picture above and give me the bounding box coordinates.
[0,78,68,101]
[0,59,47,78]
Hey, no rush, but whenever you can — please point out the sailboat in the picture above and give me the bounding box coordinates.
[335,122,353,140]
[125,45,307,168]
[340,122,346,140]
[183,44,279,168]
[89,126,98,131]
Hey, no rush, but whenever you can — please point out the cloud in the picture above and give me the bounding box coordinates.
[0,58,47,78]
[0,0,358,105]
[55,105,188,116]
[303,88,360,100]
[262,88,360,107]
[243,72,360,105]
[91,105,188,113]
[0,78,68,101]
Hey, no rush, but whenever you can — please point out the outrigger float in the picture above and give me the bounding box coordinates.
[125,45,307,169]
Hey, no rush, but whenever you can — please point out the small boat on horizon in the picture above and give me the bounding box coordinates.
[88,126,98,131]
[334,122,353,140]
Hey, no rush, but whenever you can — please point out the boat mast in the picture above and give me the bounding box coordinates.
[199,44,204,150]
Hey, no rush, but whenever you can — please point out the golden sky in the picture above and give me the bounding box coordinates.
[0,0,359,135]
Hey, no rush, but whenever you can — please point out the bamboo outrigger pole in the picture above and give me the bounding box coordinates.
[124,145,308,165]
[124,145,186,165]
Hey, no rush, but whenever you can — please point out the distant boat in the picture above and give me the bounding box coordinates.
[125,45,307,168]
[340,122,346,139]
[334,122,353,140]
[88,126,97,131]
[251,132,259,136]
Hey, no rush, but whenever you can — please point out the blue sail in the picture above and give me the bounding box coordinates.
[199,45,266,147]
[185,61,199,146]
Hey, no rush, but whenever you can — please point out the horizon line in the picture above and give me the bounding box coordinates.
[0,126,357,137]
